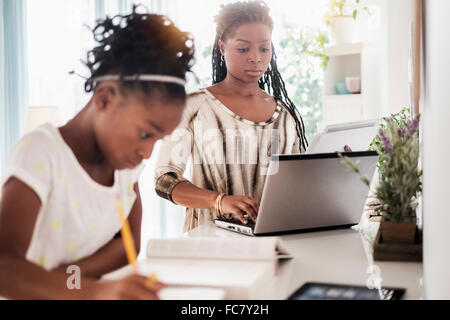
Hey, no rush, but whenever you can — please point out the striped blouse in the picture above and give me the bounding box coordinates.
[154,88,304,231]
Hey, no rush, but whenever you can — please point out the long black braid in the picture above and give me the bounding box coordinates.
[212,0,308,151]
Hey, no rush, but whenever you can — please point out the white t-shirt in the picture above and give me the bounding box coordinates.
[1,123,143,270]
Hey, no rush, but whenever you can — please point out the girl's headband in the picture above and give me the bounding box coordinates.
[94,74,186,87]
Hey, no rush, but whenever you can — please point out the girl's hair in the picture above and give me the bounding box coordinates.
[212,0,308,150]
[84,5,195,101]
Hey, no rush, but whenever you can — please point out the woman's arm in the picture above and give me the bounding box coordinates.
[171,181,219,209]
[52,183,143,279]
[171,181,258,223]
[155,95,258,223]
[0,178,159,299]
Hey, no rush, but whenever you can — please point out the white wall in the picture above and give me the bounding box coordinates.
[386,0,415,115]
[422,0,450,300]
[358,0,416,117]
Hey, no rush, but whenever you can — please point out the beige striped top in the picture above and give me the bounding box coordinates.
[155,88,304,231]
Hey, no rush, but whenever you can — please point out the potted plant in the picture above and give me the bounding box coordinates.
[340,110,422,244]
[324,0,369,45]
[309,0,370,69]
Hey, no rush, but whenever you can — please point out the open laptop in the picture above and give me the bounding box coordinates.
[214,151,378,236]
[306,119,379,154]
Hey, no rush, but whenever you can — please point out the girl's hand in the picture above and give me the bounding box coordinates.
[220,195,259,224]
[92,274,164,300]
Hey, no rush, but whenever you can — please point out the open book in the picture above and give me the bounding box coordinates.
[146,236,292,261]
[103,236,292,299]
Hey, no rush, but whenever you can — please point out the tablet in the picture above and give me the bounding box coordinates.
[288,282,405,300]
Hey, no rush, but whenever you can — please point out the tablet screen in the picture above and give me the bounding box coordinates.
[288,282,405,300]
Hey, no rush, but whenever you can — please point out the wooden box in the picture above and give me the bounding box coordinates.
[373,227,423,262]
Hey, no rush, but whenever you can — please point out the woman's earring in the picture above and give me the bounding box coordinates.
[221,55,225,63]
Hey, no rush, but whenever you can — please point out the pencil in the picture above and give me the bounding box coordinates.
[115,195,160,287]
[115,196,138,273]
[146,273,159,289]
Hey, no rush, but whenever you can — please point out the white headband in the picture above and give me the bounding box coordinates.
[94,74,186,87]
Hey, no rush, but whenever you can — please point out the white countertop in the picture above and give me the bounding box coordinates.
[185,221,423,300]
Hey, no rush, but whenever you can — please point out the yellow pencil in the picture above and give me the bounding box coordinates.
[115,196,138,273]
[115,196,160,287]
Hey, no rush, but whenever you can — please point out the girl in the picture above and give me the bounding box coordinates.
[0,7,194,299]
[155,1,308,231]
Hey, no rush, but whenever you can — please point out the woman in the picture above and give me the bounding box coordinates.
[155,0,308,231]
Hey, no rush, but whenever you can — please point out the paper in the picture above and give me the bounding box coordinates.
[158,287,226,300]
[103,258,275,299]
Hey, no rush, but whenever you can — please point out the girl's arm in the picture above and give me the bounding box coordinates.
[0,178,159,299]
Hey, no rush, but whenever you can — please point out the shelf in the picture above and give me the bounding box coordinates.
[324,43,363,57]
[322,42,383,126]
[324,94,362,98]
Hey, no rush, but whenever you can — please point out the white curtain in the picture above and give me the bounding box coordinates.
[0,0,29,175]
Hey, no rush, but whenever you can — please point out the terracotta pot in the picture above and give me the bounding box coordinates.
[379,218,418,244]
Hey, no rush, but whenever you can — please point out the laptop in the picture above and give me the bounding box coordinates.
[306,119,379,154]
[214,151,378,236]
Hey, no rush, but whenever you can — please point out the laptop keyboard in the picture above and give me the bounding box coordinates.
[222,217,256,228]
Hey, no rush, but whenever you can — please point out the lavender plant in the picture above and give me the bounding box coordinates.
[339,112,422,222]
[369,107,410,161]
[375,114,422,222]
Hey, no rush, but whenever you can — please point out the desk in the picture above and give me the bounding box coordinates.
[184,221,423,300]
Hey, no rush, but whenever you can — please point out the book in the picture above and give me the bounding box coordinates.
[146,236,292,262]
[103,236,292,299]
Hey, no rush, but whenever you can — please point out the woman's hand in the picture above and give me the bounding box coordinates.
[220,195,259,224]
[92,274,164,300]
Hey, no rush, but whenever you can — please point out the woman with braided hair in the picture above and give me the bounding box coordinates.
[0,7,194,299]
[155,0,310,231]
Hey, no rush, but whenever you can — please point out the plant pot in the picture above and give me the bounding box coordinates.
[329,16,357,45]
[378,218,418,244]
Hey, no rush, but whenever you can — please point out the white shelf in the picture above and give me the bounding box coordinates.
[322,42,382,125]
[324,94,362,99]
[324,42,363,57]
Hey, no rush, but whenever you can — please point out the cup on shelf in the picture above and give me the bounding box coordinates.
[335,82,350,94]
[345,77,361,94]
